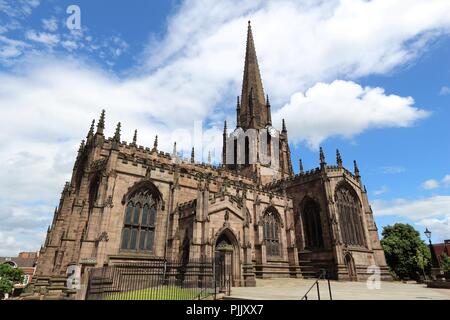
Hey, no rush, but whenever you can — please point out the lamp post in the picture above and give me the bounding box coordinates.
[424,228,440,277]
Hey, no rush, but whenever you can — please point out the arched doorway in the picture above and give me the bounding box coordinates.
[344,253,357,281]
[215,229,240,289]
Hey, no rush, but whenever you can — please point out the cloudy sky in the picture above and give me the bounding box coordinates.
[0,0,449,256]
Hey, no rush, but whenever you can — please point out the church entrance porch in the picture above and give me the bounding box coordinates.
[214,230,241,288]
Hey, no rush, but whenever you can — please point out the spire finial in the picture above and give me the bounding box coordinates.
[266,95,272,126]
[153,135,158,151]
[299,158,304,174]
[132,129,137,146]
[223,120,228,134]
[173,141,177,156]
[112,122,121,150]
[78,139,85,151]
[320,147,326,166]
[87,119,95,139]
[282,119,287,133]
[191,147,195,163]
[97,109,105,134]
[113,122,121,141]
[336,149,343,167]
[354,160,360,177]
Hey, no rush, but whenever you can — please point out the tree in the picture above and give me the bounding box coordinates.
[381,223,431,280]
[0,263,24,296]
[440,253,450,273]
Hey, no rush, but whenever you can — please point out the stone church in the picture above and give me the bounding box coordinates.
[35,22,391,287]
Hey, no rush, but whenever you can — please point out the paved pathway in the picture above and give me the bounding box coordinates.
[227,279,450,300]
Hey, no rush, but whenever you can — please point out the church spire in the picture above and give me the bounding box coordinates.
[266,95,272,126]
[240,21,267,129]
[299,158,304,174]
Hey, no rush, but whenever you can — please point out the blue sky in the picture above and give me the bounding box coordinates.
[0,0,449,256]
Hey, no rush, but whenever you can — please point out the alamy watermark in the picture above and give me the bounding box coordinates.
[66,5,81,31]
[366,265,381,290]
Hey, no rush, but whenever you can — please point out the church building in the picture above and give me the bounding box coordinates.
[34,22,391,287]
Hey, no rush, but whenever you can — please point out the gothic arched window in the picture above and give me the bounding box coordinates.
[335,185,366,247]
[120,188,159,252]
[302,199,324,250]
[263,208,281,257]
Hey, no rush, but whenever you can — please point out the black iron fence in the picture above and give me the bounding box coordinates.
[85,256,231,300]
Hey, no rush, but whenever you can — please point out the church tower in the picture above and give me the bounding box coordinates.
[223,21,293,183]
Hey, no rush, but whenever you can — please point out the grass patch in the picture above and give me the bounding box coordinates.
[104,286,211,300]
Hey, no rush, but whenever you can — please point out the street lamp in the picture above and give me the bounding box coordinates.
[424,228,439,273]
[424,228,432,244]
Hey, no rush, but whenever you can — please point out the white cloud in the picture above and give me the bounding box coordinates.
[42,17,58,32]
[372,195,450,242]
[380,166,406,174]
[415,217,450,243]
[372,196,450,220]
[439,86,450,96]
[0,35,28,60]
[273,80,429,148]
[2,0,450,253]
[0,0,40,18]
[374,185,389,196]
[442,175,450,187]
[420,174,450,190]
[422,179,440,190]
[25,30,60,46]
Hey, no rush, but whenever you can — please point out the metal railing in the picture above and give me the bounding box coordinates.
[301,269,333,300]
[85,257,229,300]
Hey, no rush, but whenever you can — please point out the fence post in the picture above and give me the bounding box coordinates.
[316,282,320,300]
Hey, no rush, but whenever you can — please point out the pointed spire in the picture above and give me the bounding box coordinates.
[266,95,272,126]
[173,142,177,156]
[153,135,158,152]
[240,21,266,129]
[208,151,212,165]
[132,129,137,146]
[299,158,304,174]
[223,120,228,134]
[282,119,287,133]
[336,149,343,167]
[354,160,360,177]
[96,109,105,134]
[320,147,326,167]
[191,147,195,163]
[87,119,95,139]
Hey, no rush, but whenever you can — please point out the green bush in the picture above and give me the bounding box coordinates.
[0,264,24,295]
